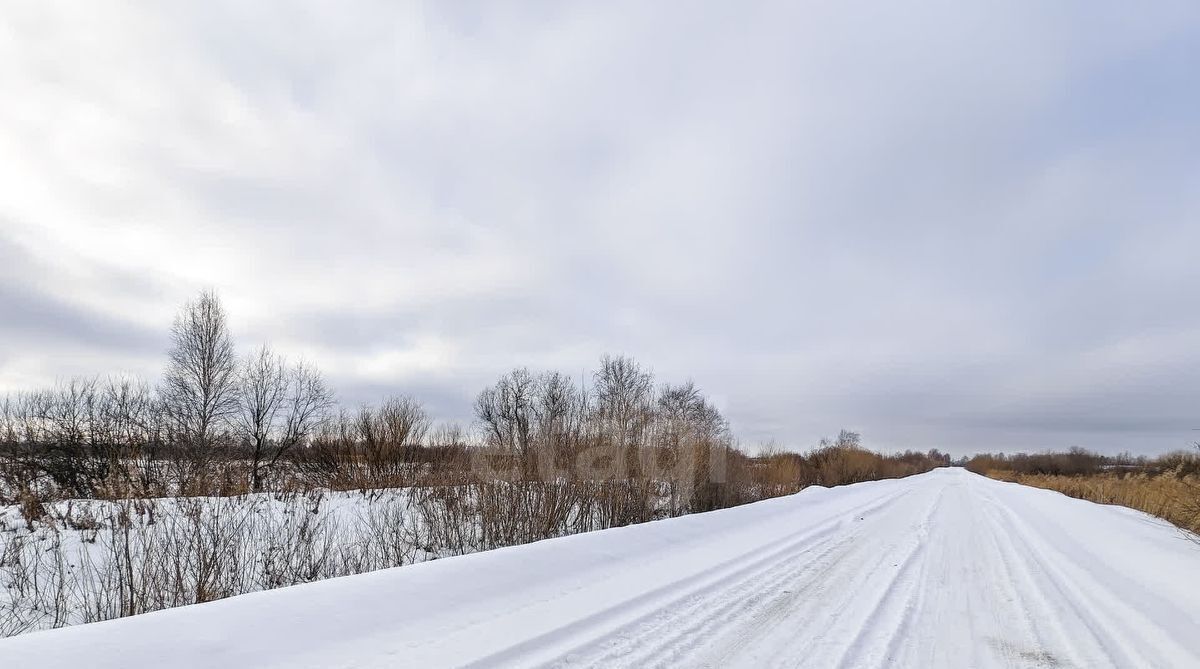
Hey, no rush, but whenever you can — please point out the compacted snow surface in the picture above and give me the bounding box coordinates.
[2,468,1198,668]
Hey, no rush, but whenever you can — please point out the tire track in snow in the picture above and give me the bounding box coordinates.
[962,481,1060,668]
[573,522,858,667]
[979,483,1194,668]
[466,488,915,668]
[837,485,945,669]
[696,529,862,667]
[797,484,943,669]
[604,486,939,669]
[456,474,1200,669]
[711,483,945,669]
[973,490,1090,667]
[621,487,926,668]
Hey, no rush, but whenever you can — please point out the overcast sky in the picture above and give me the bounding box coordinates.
[2,2,1199,455]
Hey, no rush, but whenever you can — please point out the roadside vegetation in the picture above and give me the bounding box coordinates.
[0,291,949,637]
[965,448,1200,537]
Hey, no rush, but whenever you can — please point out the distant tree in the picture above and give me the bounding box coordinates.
[475,369,536,478]
[656,380,729,512]
[593,355,654,478]
[835,430,861,449]
[99,376,165,495]
[532,371,584,476]
[236,346,333,491]
[162,291,239,487]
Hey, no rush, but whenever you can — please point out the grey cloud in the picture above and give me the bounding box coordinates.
[0,236,164,354]
[0,283,160,353]
[2,1,1200,454]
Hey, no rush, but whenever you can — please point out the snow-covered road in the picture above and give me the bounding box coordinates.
[3,468,1198,668]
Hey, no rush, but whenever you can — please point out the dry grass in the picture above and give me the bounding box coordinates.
[985,470,1200,536]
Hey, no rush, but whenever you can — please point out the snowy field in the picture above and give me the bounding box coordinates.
[0,489,430,636]
[2,468,1198,668]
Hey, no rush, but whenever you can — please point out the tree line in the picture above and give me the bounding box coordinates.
[0,291,949,512]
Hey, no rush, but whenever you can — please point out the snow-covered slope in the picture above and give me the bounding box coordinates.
[2,468,1198,668]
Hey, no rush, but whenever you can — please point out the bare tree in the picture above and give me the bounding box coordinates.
[533,371,584,477]
[593,355,654,478]
[835,429,862,449]
[236,346,285,491]
[236,347,333,492]
[98,377,164,495]
[475,369,536,478]
[162,291,239,488]
[656,380,729,511]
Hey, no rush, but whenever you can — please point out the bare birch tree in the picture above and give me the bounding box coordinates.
[162,291,239,488]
